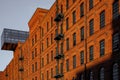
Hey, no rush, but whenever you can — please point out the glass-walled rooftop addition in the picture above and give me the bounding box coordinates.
[1,28,29,51]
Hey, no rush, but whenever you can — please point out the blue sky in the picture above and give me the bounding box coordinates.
[0,0,55,71]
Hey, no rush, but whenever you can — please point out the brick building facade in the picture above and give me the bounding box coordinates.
[0,0,120,80]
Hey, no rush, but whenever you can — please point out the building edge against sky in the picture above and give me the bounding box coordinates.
[0,0,120,80]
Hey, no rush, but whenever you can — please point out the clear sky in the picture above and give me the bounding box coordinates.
[0,0,55,71]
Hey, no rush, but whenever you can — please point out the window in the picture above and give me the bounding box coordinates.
[47,22,49,32]
[90,71,94,80]
[60,63,63,74]
[113,0,119,19]
[32,64,34,73]
[66,38,69,51]
[73,33,76,46]
[47,54,49,64]
[51,17,53,27]
[41,73,44,80]
[47,38,49,48]
[61,5,63,13]
[32,78,34,80]
[51,34,53,44]
[112,33,119,52]
[41,43,44,52]
[89,46,94,61]
[100,40,105,56]
[35,48,37,57]
[73,55,76,69]
[66,18,69,30]
[61,43,63,54]
[60,23,63,34]
[80,51,84,64]
[66,0,69,10]
[80,74,84,80]
[89,19,94,36]
[35,77,37,80]
[51,51,54,61]
[113,63,119,80]
[32,38,34,46]
[66,59,69,72]
[47,71,49,80]
[80,27,84,41]
[41,58,44,67]
[51,68,53,78]
[73,0,76,3]
[89,0,93,10]
[100,10,105,28]
[72,11,76,24]
[42,28,44,37]
[80,3,84,17]
[32,51,34,60]
[35,34,37,43]
[100,67,104,80]
[35,62,37,71]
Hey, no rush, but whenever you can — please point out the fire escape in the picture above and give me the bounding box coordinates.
[54,0,64,80]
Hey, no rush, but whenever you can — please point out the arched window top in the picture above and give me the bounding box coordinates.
[113,63,119,80]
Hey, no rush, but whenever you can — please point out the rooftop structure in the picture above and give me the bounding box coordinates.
[1,28,29,51]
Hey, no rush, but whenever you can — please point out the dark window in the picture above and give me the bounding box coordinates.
[100,10,105,28]
[100,40,105,56]
[35,77,37,80]
[66,38,69,51]
[73,0,76,3]
[47,38,49,48]
[51,34,53,44]
[32,78,34,80]
[47,22,49,32]
[100,67,104,80]
[89,46,94,61]
[66,18,69,30]
[66,59,69,72]
[90,71,94,80]
[42,28,44,37]
[35,62,37,71]
[80,74,84,80]
[41,73,44,80]
[80,27,84,41]
[89,19,94,36]
[66,0,69,10]
[51,51,54,61]
[42,43,44,52]
[61,43,63,54]
[41,58,44,67]
[51,17,53,27]
[35,48,37,57]
[60,23,63,34]
[73,55,76,69]
[32,51,34,59]
[32,64,34,73]
[89,0,93,10]
[80,3,84,17]
[72,11,76,24]
[113,0,119,19]
[80,51,84,64]
[47,71,49,80]
[51,68,53,78]
[32,38,34,46]
[35,34,37,43]
[61,5,63,13]
[47,54,49,64]
[60,63,63,74]
[112,33,119,52]
[113,63,119,80]
[73,33,76,46]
